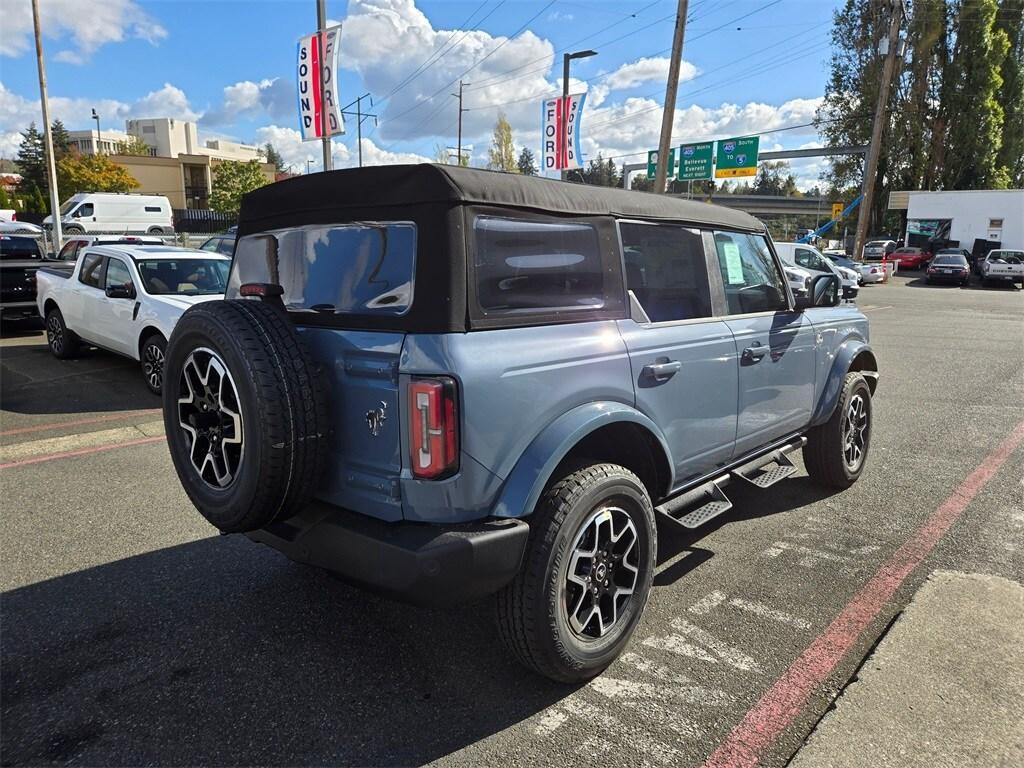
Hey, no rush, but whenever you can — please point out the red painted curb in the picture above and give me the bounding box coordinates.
[702,420,1024,768]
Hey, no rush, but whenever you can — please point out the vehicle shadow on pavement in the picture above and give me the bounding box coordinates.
[897,275,1017,292]
[652,476,837,588]
[0,536,575,767]
[1,339,158,415]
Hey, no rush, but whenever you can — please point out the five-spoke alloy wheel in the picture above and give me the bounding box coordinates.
[177,347,244,489]
[843,393,869,472]
[804,371,873,488]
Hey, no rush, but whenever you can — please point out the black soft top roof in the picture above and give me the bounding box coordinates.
[238,163,764,232]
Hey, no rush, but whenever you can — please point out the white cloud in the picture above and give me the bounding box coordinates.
[339,0,558,141]
[603,57,698,91]
[203,79,295,127]
[0,80,199,147]
[254,124,430,173]
[1,0,167,63]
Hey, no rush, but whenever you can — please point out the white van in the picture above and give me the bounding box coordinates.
[43,193,174,235]
[775,241,860,301]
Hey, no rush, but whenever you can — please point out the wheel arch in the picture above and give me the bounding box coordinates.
[811,340,878,426]
[42,298,59,317]
[138,326,166,358]
[490,402,674,519]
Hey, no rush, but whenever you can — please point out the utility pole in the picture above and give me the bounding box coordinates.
[453,80,468,167]
[341,94,378,167]
[854,0,903,259]
[31,0,61,250]
[655,0,689,193]
[316,0,332,171]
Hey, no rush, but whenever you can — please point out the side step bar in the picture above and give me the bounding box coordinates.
[655,437,807,530]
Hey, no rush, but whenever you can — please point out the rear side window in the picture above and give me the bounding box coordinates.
[229,223,416,316]
[473,216,603,314]
[79,252,105,287]
[58,241,81,261]
[0,236,42,260]
[619,222,712,322]
[144,206,161,213]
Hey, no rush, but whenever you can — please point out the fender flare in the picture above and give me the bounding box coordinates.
[810,340,878,426]
[490,402,673,519]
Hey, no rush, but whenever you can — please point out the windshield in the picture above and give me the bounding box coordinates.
[59,199,79,215]
[830,256,857,269]
[137,259,230,295]
[933,255,967,266]
[865,241,890,248]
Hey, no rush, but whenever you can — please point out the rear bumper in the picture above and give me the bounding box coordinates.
[0,300,39,318]
[248,501,530,606]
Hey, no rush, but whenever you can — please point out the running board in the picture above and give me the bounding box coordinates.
[731,437,807,489]
[656,475,733,530]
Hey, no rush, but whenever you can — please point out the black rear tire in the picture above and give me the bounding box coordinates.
[495,463,656,683]
[162,300,329,533]
[45,306,80,360]
[803,372,872,489]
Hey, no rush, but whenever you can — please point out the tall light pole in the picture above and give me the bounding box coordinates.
[655,0,689,193]
[853,0,904,259]
[561,49,597,181]
[91,108,101,154]
[306,159,314,175]
[31,0,61,250]
[316,0,332,171]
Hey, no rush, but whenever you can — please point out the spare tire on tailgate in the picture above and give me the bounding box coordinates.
[162,300,329,533]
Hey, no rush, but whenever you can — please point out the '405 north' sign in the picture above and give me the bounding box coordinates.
[541,93,587,171]
[297,26,345,141]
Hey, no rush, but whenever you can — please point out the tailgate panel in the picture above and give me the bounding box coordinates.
[298,327,406,522]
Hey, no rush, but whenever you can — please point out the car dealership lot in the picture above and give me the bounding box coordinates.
[1,275,1021,767]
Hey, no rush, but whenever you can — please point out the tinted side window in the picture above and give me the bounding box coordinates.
[79,252,105,287]
[713,232,787,315]
[474,216,603,314]
[620,222,712,322]
[104,258,133,290]
[144,206,161,213]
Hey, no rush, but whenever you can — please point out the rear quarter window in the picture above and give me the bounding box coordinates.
[473,216,604,315]
[0,236,42,260]
[228,222,416,316]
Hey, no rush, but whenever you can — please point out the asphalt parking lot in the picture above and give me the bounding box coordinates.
[1,273,1021,767]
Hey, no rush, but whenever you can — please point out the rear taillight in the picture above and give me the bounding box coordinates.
[409,376,459,479]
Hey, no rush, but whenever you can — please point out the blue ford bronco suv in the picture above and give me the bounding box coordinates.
[163,165,877,682]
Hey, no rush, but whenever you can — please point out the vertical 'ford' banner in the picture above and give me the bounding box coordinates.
[541,93,587,172]
[297,26,345,141]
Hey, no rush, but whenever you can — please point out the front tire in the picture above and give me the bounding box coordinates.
[45,306,80,360]
[140,334,167,395]
[496,463,656,683]
[803,372,872,489]
[63,225,83,235]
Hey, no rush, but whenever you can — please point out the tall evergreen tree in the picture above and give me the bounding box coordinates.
[939,0,1011,188]
[50,119,72,161]
[15,123,47,196]
[262,142,288,173]
[516,147,538,175]
[994,0,1024,185]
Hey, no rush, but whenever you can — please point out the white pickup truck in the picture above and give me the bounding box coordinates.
[979,249,1024,287]
[35,244,230,394]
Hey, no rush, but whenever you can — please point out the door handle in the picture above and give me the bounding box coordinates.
[641,360,681,381]
[742,342,767,364]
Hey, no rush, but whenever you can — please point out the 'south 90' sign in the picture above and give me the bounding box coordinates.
[542,93,587,172]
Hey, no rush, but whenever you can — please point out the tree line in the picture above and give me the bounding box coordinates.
[818,0,1023,234]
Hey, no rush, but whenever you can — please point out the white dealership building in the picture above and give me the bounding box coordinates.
[890,189,1024,252]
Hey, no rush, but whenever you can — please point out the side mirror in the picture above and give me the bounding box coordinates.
[795,274,840,310]
[105,284,134,300]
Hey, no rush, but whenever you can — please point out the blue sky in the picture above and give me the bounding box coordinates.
[0,0,841,186]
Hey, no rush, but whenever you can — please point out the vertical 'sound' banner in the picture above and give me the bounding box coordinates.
[297,26,345,141]
[541,93,587,171]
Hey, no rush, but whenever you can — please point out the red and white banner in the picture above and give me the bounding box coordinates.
[541,92,587,172]
[297,26,345,141]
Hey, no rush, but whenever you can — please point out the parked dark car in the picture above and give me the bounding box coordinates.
[0,234,46,319]
[925,253,971,285]
[198,233,236,256]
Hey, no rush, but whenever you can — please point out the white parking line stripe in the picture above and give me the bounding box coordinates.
[645,619,762,673]
[688,590,728,615]
[533,710,567,735]
[726,598,812,630]
[0,420,165,464]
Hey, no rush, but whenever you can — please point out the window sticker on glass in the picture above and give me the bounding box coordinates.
[723,241,744,285]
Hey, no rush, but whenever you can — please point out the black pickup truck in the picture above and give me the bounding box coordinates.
[0,235,47,320]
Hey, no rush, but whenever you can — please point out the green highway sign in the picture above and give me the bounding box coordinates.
[715,136,759,178]
[677,142,714,181]
[647,147,676,179]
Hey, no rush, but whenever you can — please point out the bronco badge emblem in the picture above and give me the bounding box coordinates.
[366,400,387,436]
